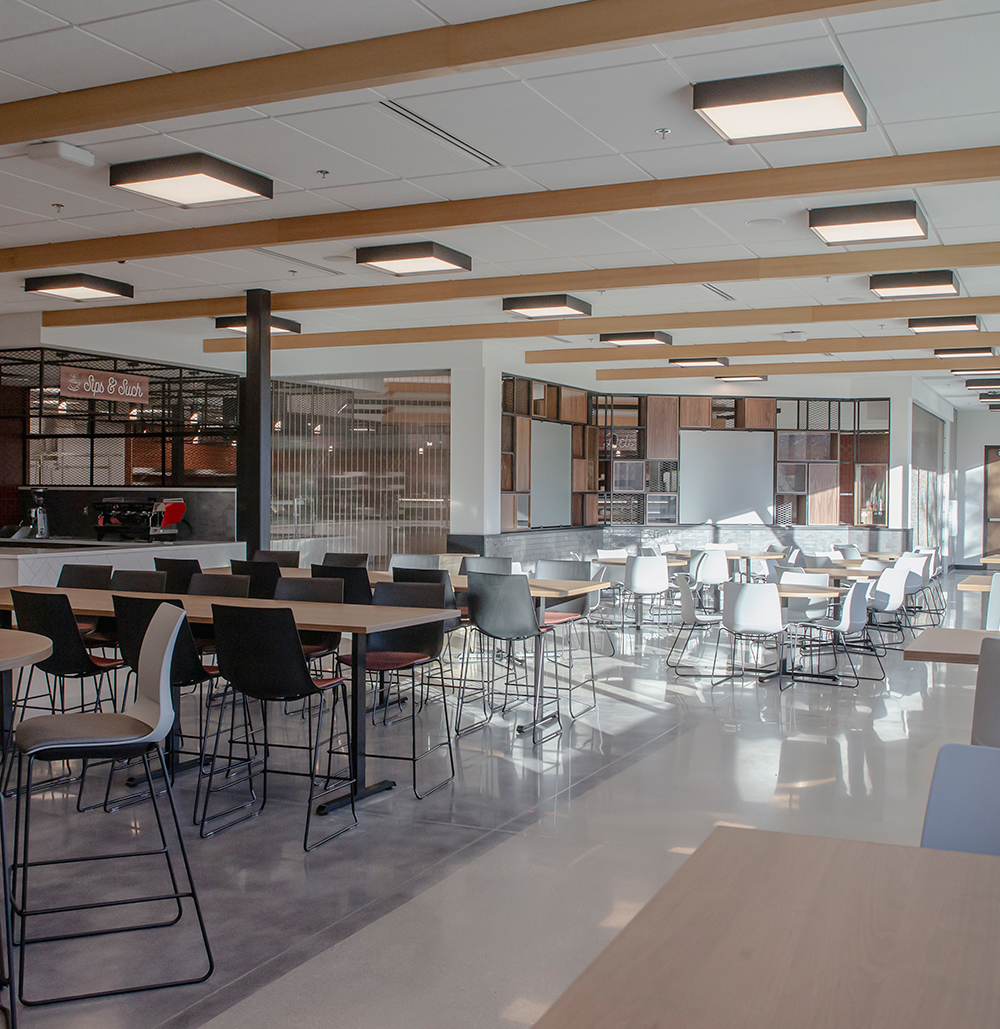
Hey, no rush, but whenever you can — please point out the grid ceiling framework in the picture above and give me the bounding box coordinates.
[0,0,999,409]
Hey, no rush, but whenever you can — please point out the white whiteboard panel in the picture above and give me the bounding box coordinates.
[679,430,774,525]
[530,421,573,528]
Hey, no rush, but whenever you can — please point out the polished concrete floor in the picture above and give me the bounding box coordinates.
[9,573,983,1029]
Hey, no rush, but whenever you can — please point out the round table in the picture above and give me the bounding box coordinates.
[0,629,51,672]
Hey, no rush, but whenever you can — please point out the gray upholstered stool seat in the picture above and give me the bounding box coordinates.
[15,713,152,755]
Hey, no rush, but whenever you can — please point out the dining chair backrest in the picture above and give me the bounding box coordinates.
[859,559,886,572]
[699,543,727,551]
[895,552,932,591]
[921,743,1000,857]
[273,576,343,604]
[312,564,372,605]
[460,555,513,575]
[188,572,250,599]
[676,577,699,624]
[466,571,539,641]
[837,544,862,560]
[779,570,831,620]
[535,559,592,616]
[623,555,670,597]
[57,564,112,590]
[112,594,208,688]
[870,566,906,612]
[12,589,95,678]
[322,552,369,568]
[986,573,1000,632]
[828,580,870,634]
[109,569,168,593]
[129,603,187,744]
[691,549,729,587]
[388,553,440,571]
[231,559,281,599]
[253,549,300,568]
[392,567,461,630]
[660,542,678,552]
[368,581,446,659]
[971,637,1000,747]
[811,555,834,568]
[722,582,783,635]
[596,549,628,561]
[786,548,801,564]
[154,557,201,594]
[640,546,659,556]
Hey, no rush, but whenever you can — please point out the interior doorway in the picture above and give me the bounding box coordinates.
[984,446,1000,556]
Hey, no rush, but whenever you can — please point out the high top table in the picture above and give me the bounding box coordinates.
[904,626,1000,665]
[0,628,52,752]
[534,826,1000,1029]
[0,586,454,810]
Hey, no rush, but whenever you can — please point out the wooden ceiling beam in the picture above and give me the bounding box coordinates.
[40,240,1000,328]
[525,332,1000,364]
[596,356,1000,381]
[8,145,1000,274]
[0,0,934,147]
[202,294,1000,352]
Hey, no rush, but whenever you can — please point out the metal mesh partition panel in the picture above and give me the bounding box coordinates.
[270,373,450,567]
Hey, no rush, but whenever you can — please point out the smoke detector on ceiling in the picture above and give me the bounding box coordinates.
[26,141,96,167]
[782,330,807,342]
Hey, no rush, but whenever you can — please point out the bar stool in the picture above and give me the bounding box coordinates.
[253,549,300,567]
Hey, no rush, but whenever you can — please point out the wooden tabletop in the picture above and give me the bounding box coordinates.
[534,825,1000,1029]
[802,566,874,578]
[0,628,51,672]
[595,555,687,567]
[904,626,1000,664]
[860,551,901,560]
[776,583,843,599]
[982,554,1000,565]
[958,574,994,593]
[0,587,455,636]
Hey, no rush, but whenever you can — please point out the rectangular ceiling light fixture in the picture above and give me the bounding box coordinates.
[24,273,133,301]
[869,270,958,299]
[990,405,1000,412]
[716,374,767,382]
[980,393,1000,402]
[808,200,927,245]
[356,241,472,275]
[934,345,995,359]
[599,331,672,346]
[964,378,1000,389]
[693,65,866,145]
[215,315,301,335]
[909,315,982,333]
[950,366,998,374]
[502,294,592,318]
[110,152,273,206]
[669,357,730,368]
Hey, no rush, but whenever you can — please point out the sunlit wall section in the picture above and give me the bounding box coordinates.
[910,403,945,549]
[270,373,450,566]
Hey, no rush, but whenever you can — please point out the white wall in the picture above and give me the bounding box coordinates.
[955,409,999,564]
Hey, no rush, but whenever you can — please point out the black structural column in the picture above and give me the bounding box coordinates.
[237,288,271,558]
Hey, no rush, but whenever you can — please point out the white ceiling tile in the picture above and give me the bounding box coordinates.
[406,166,540,201]
[695,198,810,244]
[26,0,192,24]
[226,0,439,47]
[655,244,758,264]
[515,43,667,80]
[250,89,386,117]
[422,224,559,262]
[82,134,200,165]
[580,251,666,270]
[752,127,894,168]
[719,279,811,301]
[314,178,444,209]
[0,217,96,241]
[0,67,52,102]
[828,0,1000,33]
[885,111,1000,155]
[514,155,649,190]
[1,0,67,40]
[838,14,1000,122]
[421,0,576,20]
[529,59,719,154]
[378,68,517,100]
[143,108,268,134]
[949,268,1000,296]
[164,119,395,189]
[0,167,125,219]
[917,182,1000,229]
[600,208,736,250]
[58,210,180,235]
[50,125,160,147]
[671,36,843,85]
[400,81,614,166]
[279,104,482,178]
[0,26,166,91]
[626,141,766,179]
[658,20,830,57]
[510,216,646,257]
[937,224,1000,245]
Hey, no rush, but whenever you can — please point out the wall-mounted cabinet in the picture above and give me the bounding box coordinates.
[679,396,712,428]
[645,395,679,460]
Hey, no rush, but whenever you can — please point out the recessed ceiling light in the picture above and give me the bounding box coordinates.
[717,374,767,381]
[909,315,981,333]
[745,217,784,227]
[693,65,866,145]
[950,367,996,374]
[599,331,672,346]
[669,357,729,368]
[215,315,301,335]
[502,294,591,318]
[934,345,995,359]
[965,378,1000,389]
[869,270,959,299]
[809,200,927,245]
[24,273,133,301]
[355,241,472,275]
[110,152,273,206]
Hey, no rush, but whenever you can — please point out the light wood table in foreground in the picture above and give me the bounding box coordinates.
[0,628,52,746]
[981,554,1000,565]
[534,826,1000,1029]
[904,626,1000,665]
[958,574,993,592]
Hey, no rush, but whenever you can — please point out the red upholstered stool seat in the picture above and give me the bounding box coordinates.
[543,611,581,625]
[341,651,431,672]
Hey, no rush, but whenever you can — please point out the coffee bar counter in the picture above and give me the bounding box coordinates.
[0,540,246,588]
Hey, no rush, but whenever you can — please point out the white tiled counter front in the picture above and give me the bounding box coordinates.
[0,541,246,588]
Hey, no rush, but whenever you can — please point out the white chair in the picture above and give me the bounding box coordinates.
[666,577,721,676]
[867,565,909,650]
[712,582,787,688]
[640,546,659,556]
[894,552,937,628]
[802,580,883,685]
[971,637,1000,747]
[915,546,946,614]
[660,542,678,552]
[689,549,730,611]
[835,543,862,561]
[779,571,832,628]
[786,547,801,565]
[986,573,1000,632]
[594,549,627,611]
[621,555,672,629]
[921,743,1000,856]
[700,543,728,551]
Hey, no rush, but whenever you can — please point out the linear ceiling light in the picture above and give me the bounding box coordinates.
[909,315,981,333]
[24,273,133,301]
[599,331,672,346]
[951,366,999,374]
[502,294,591,318]
[215,315,301,335]
[808,200,927,245]
[110,153,273,206]
[980,393,1000,402]
[990,404,1000,411]
[869,270,959,299]
[355,241,472,275]
[965,378,1000,389]
[669,357,729,368]
[935,345,995,359]
[692,65,866,145]
[716,374,767,382]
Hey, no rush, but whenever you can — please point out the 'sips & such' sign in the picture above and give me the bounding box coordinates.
[59,366,149,406]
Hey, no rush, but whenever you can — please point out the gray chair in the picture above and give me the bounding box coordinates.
[187,573,250,599]
[322,552,368,568]
[921,743,1000,856]
[986,573,1000,632]
[971,638,1000,748]
[57,564,112,590]
[154,558,201,594]
[109,569,168,593]
[459,556,512,575]
[388,554,440,571]
[253,549,300,567]
[273,575,344,668]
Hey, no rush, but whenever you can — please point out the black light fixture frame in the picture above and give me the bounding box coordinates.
[934,345,995,358]
[216,315,301,334]
[965,378,1000,389]
[869,270,958,298]
[717,374,768,381]
[599,331,672,346]
[502,294,592,316]
[355,241,472,273]
[809,200,927,246]
[109,152,273,206]
[909,315,982,332]
[24,273,134,300]
[669,357,730,367]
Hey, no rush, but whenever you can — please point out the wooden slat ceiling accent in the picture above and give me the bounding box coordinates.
[0,0,933,147]
[40,240,1000,328]
[7,146,1000,274]
[203,294,1000,352]
[597,356,1000,381]
[525,332,1000,364]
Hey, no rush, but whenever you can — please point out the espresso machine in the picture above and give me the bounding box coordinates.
[29,489,48,539]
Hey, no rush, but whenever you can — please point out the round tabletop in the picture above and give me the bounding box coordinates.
[0,628,51,673]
